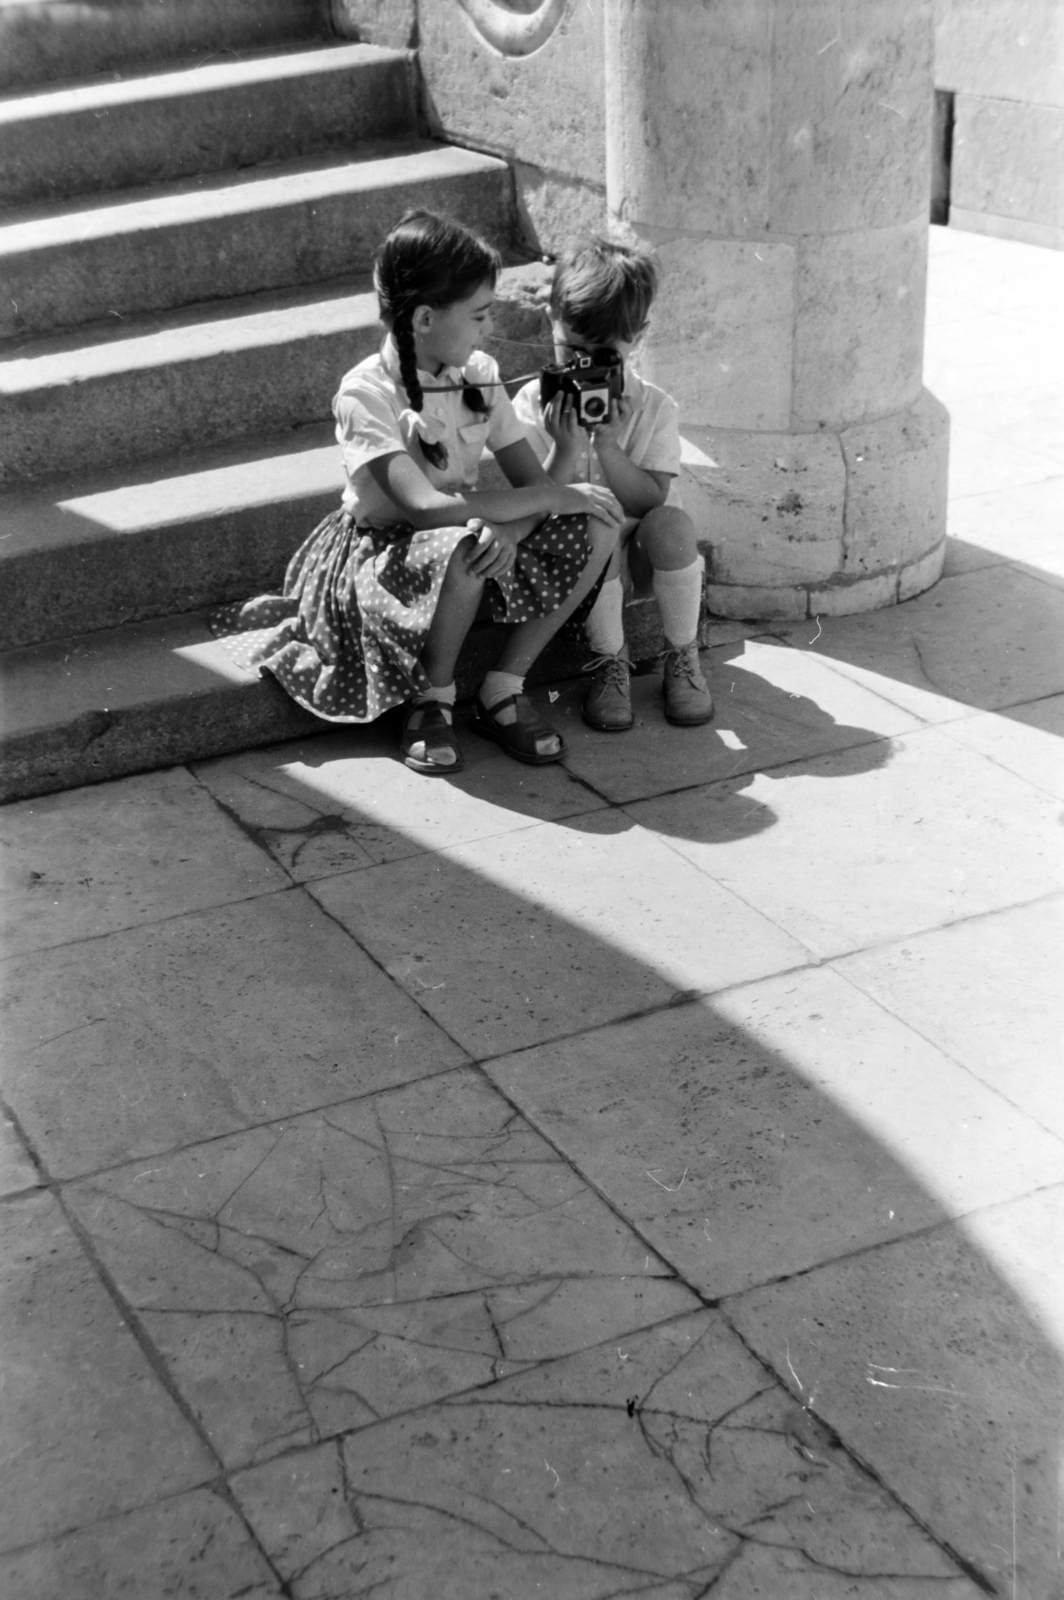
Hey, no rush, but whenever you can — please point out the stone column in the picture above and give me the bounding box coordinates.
[605,0,950,618]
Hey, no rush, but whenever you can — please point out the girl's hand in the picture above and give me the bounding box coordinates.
[555,481,624,526]
[591,393,633,451]
[466,522,518,580]
[544,392,584,456]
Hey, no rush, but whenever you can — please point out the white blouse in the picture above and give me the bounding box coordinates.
[333,337,527,526]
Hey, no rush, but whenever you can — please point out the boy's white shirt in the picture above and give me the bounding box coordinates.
[512,366,684,531]
[333,337,526,525]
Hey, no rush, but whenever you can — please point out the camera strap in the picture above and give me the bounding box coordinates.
[417,368,542,394]
[418,349,624,395]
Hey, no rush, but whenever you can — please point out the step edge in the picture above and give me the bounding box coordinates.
[0,41,412,121]
[1,286,383,386]
[0,141,511,243]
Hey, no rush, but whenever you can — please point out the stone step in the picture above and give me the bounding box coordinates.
[0,43,417,208]
[0,261,554,641]
[0,0,323,92]
[0,603,649,804]
[0,276,381,486]
[0,611,322,802]
[1,140,514,340]
[0,422,342,649]
[0,250,550,494]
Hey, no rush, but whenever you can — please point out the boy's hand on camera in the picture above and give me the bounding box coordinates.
[544,393,583,456]
[591,394,632,450]
[557,482,623,526]
[466,523,517,580]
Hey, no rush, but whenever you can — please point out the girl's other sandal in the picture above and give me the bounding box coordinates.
[470,692,566,765]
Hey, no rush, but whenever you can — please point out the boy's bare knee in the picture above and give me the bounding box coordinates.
[638,505,698,567]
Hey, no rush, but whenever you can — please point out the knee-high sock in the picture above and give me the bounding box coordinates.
[653,556,704,649]
[584,575,626,658]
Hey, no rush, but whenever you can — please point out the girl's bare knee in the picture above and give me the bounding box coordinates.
[447,534,485,590]
[585,516,619,563]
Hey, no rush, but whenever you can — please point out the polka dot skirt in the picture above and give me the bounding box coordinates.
[209,509,597,724]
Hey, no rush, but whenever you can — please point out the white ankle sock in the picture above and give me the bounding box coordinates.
[584,575,626,658]
[480,668,531,732]
[414,681,456,707]
[654,556,704,650]
[480,670,525,720]
[480,669,560,750]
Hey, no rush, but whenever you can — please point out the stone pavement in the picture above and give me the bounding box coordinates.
[1,227,1062,1599]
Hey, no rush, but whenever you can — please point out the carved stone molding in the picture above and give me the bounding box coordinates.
[454,0,568,57]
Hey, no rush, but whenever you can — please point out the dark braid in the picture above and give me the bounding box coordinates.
[393,310,423,413]
[393,307,448,471]
[373,208,501,475]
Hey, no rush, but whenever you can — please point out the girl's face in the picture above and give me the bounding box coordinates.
[414,280,495,373]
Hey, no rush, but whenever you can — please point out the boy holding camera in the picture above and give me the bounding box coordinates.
[513,237,712,730]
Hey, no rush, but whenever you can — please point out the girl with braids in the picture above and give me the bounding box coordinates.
[212,209,621,773]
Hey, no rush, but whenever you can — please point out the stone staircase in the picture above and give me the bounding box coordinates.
[0,0,595,802]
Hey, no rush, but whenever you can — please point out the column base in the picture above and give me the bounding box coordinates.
[680,389,950,620]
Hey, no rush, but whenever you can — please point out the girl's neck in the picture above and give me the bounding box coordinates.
[413,339,446,378]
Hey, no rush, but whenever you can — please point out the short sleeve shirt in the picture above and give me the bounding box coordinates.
[512,366,682,500]
[334,338,527,525]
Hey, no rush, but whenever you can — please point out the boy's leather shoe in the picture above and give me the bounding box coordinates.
[662,641,714,725]
[582,654,633,731]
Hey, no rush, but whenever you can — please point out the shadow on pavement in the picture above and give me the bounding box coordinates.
[4,530,1062,1593]
[4,724,1061,1596]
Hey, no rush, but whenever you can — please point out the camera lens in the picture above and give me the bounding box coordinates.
[582,395,607,420]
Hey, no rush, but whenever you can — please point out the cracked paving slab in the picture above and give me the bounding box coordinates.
[485,980,1064,1298]
[62,1069,701,1471]
[0,1191,214,1554]
[769,564,1064,724]
[728,1184,1064,1600]
[625,724,1064,957]
[228,1315,982,1598]
[0,1104,38,1196]
[0,1485,282,1600]
[308,817,811,1059]
[1,888,464,1178]
[0,765,286,958]
[545,637,917,808]
[939,693,1064,803]
[192,724,609,883]
[835,895,1064,1141]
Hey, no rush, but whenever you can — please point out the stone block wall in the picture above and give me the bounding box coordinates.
[935,0,1064,248]
[327,0,949,621]
[329,0,607,252]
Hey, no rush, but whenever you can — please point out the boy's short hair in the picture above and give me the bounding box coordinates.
[550,237,657,346]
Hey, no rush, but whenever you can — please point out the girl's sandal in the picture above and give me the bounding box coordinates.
[400,702,464,775]
[470,693,566,766]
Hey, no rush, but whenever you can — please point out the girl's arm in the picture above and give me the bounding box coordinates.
[365,448,622,532]
[486,437,559,545]
[493,435,556,491]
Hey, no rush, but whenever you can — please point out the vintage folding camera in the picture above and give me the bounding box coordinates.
[539,347,625,428]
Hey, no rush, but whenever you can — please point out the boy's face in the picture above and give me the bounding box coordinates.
[550,318,639,367]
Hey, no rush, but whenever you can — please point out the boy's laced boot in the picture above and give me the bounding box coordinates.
[662,640,714,726]
[582,653,634,731]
